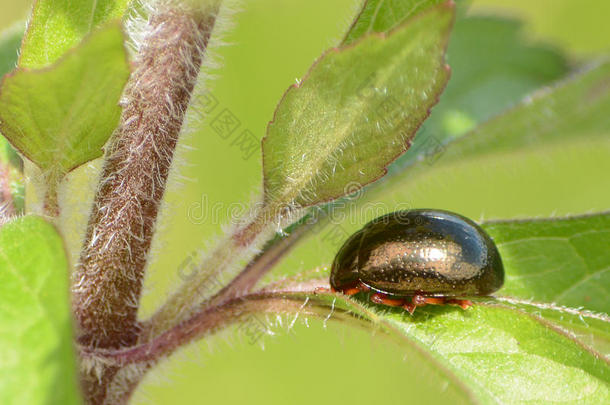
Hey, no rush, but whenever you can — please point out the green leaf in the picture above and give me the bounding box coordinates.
[19,0,131,69]
[343,0,447,45]
[484,213,610,313]
[489,296,610,357]
[392,13,569,170]
[262,2,453,209]
[0,23,23,78]
[0,216,81,405]
[0,24,129,175]
[481,212,610,357]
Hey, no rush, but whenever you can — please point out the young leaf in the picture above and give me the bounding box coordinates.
[306,293,609,403]
[0,24,130,176]
[482,213,610,357]
[0,216,81,404]
[19,0,131,68]
[343,0,447,45]
[262,2,453,210]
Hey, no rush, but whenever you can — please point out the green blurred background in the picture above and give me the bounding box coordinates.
[2,0,609,403]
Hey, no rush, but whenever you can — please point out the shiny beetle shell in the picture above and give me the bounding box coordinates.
[330,209,504,297]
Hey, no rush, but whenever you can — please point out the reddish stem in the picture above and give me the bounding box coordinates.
[73,4,220,404]
[74,8,218,350]
[82,283,341,367]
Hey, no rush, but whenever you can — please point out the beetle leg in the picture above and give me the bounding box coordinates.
[420,296,445,306]
[408,294,444,311]
[342,287,360,295]
[446,298,473,309]
[338,281,370,296]
[412,294,428,307]
[370,293,405,307]
[313,287,330,294]
[413,295,473,310]
[402,302,417,314]
[404,295,452,314]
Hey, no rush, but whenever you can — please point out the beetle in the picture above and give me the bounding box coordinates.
[327,209,504,313]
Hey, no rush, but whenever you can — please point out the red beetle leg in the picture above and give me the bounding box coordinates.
[412,294,428,307]
[342,287,360,295]
[370,293,405,307]
[402,302,417,314]
[420,296,445,305]
[337,281,370,296]
[413,295,473,310]
[446,298,473,309]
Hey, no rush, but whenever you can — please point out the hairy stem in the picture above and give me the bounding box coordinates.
[82,282,359,368]
[74,4,219,350]
[145,207,281,337]
[42,171,61,218]
[216,222,310,300]
[73,2,221,403]
[139,218,307,339]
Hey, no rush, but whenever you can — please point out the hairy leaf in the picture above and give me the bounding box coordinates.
[0,24,129,175]
[0,216,80,404]
[263,2,453,209]
[19,0,131,68]
[343,0,447,45]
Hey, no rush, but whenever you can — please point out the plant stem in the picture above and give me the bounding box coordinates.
[144,207,281,337]
[139,217,307,339]
[74,2,221,403]
[74,4,219,350]
[82,282,350,367]
[42,170,61,217]
[210,220,312,300]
